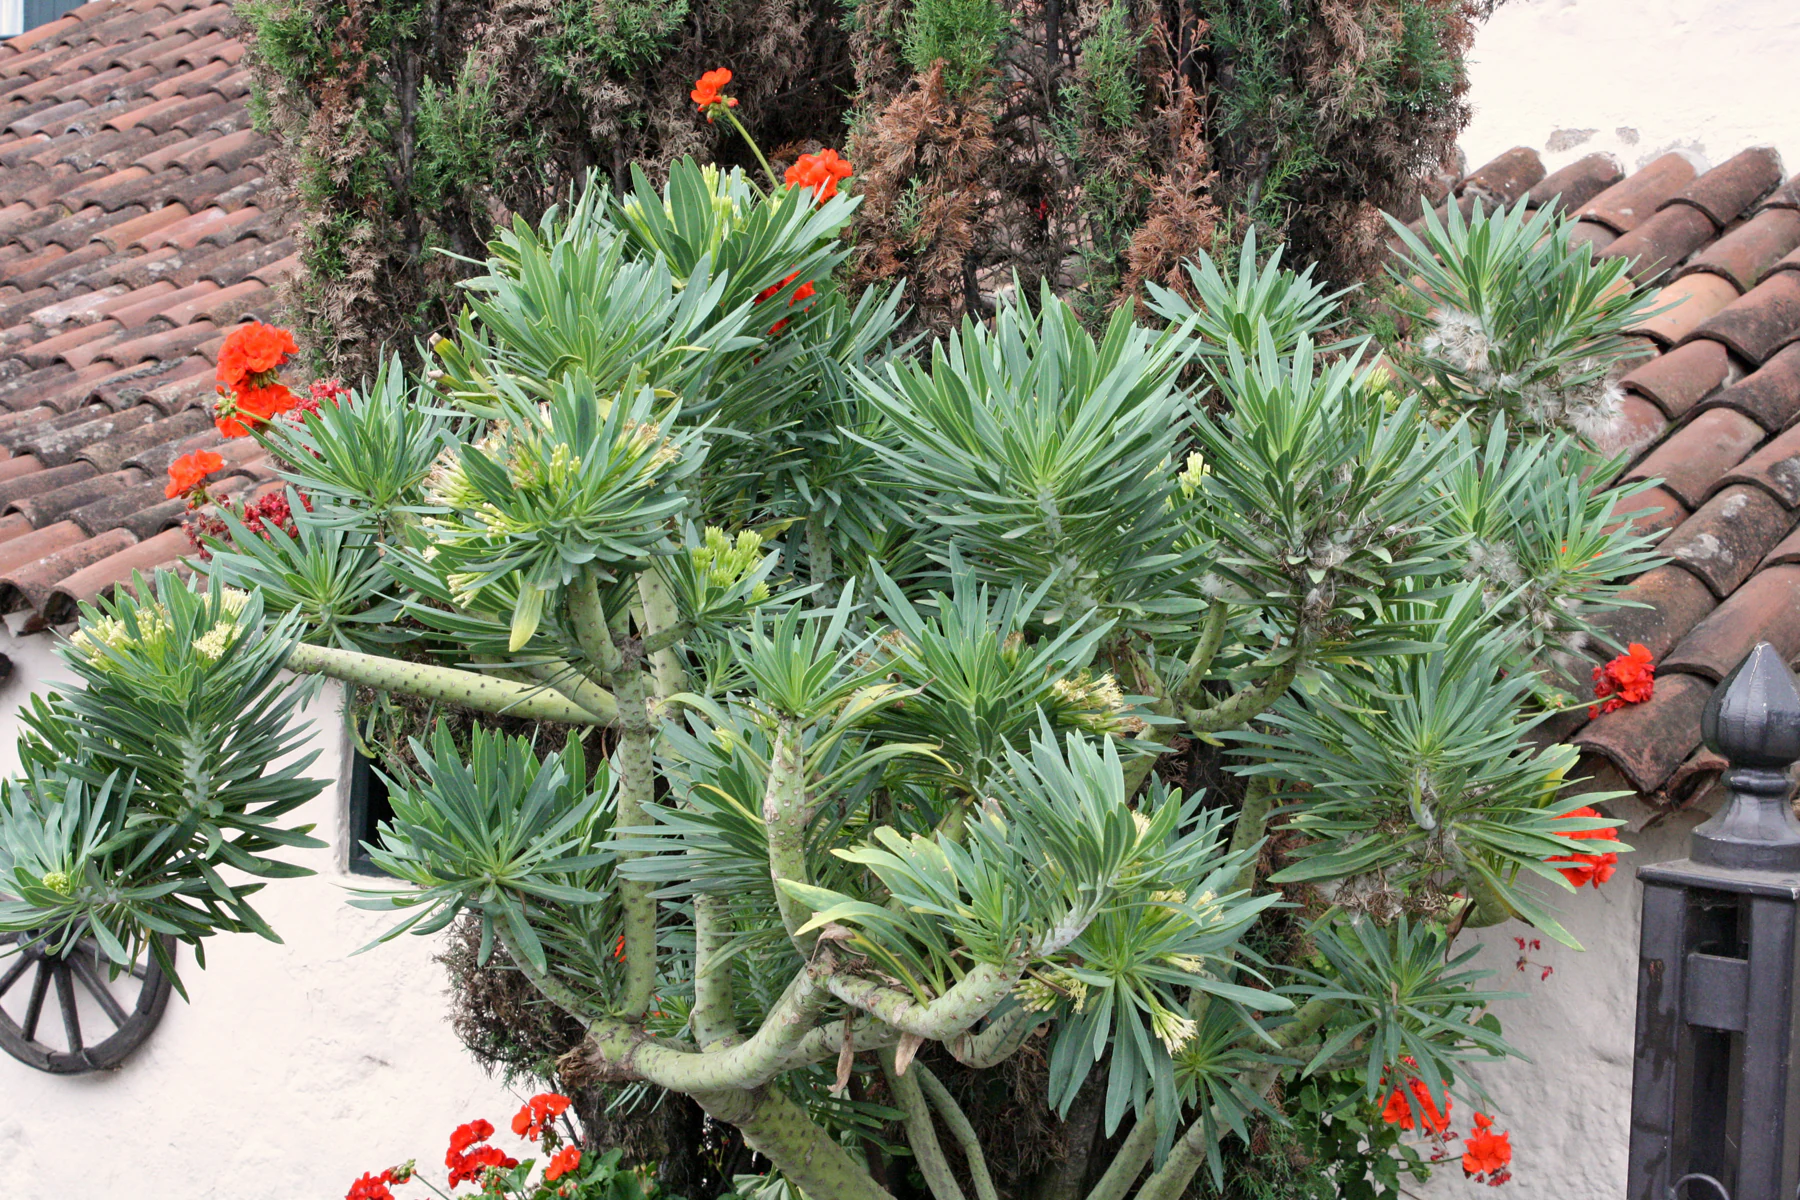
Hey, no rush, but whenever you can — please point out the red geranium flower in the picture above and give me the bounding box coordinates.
[1462,1112,1513,1181]
[166,449,224,499]
[214,381,299,438]
[783,149,852,202]
[754,270,817,334]
[691,68,738,120]
[1548,805,1620,889]
[1590,642,1654,717]
[511,1093,572,1141]
[345,1170,395,1200]
[445,1119,517,1188]
[545,1146,582,1182]
[215,321,297,394]
[1380,1078,1451,1133]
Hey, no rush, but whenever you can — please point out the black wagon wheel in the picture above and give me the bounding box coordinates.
[0,931,176,1074]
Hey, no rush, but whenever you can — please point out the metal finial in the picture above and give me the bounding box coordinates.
[1693,642,1800,870]
[1702,642,1800,768]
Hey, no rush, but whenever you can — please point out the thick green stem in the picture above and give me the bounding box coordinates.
[522,659,620,723]
[917,1063,1000,1200]
[882,1048,967,1200]
[1229,776,1276,897]
[1133,1066,1281,1200]
[1181,659,1299,735]
[611,666,660,1019]
[948,1004,1042,1067]
[692,894,740,1050]
[698,1084,896,1200]
[284,643,606,724]
[1458,869,1517,929]
[806,512,839,604]
[1176,602,1230,705]
[1081,1112,1158,1200]
[569,568,656,1018]
[637,570,689,700]
[568,569,624,685]
[764,720,818,955]
[820,960,1018,1041]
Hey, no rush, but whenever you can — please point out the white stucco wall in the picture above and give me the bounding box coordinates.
[0,628,523,1200]
[1417,803,1705,1199]
[1460,0,1800,181]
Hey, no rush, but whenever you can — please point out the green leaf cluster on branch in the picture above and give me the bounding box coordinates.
[1,166,1662,1198]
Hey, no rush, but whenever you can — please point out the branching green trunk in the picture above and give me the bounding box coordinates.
[698,1085,897,1200]
[1182,660,1300,735]
[883,1047,967,1200]
[285,642,611,724]
[764,720,819,954]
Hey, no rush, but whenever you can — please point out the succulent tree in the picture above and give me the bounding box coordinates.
[1,153,1663,1198]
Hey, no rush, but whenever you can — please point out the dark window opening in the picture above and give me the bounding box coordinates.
[346,750,395,878]
[5,1,87,36]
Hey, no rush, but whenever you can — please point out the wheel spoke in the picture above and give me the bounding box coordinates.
[55,963,83,1054]
[21,964,49,1043]
[70,956,128,1028]
[0,954,29,999]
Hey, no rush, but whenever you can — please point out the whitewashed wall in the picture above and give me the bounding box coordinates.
[0,628,522,1200]
[1461,0,1800,179]
[1417,802,1704,1199]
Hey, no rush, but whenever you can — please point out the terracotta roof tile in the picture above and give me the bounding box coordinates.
[1661,565,1800,683]
[0,519,87,576]
[1600,204,1717,282]
[1619,340,1732,420]
[1762,521,1800,568]
[0,524,137,626]
[1597,392,1668,460]
[1694,342,1800,432]
[1608,483,1688,538]
[14,402,157,466]
[1686,271,1800,365]
[64,472,164,534]
[10,465,147,526]
[42,523,187,623]
[1574,670,1712,793]
[1590,563,1718,659]
[1679,208,1800,293]
[1628,273,1741,347]
[1623,407,1763,507]
[106,277,213,328]
[0,9,286,622]
[1458,146,1544,205]
[1714,420,1800,506]
[1657,484,1793,596]
[1764,173,1800,213]
[1578,152,1699,234]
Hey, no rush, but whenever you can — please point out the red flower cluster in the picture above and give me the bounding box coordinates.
[345,1170,396,1200]
[784,149,852,202]
[1548,805,1618,889]
[691,68,737,120]
[1590,642,1654,717]
[183,489,310,560]
[511,1093,572,1141]
[445,1119,518,1189]
[214,321,301,437]
[166,449,224,500]
[545,1146,582,1183]
[1462,1113,1513,1184]
[1380,1075,1451,1134]
[754,270,818,334]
